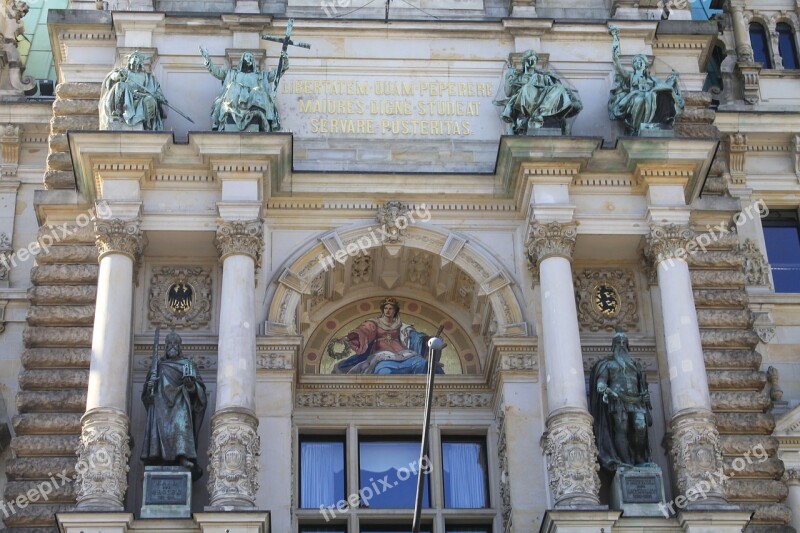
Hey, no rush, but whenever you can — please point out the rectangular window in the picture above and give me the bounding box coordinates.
[442,439,489,508]
[358,439,430,509]
[763,210,800,292]
[300,438,346,508]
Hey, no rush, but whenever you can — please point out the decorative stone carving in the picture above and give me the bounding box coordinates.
[670,410,726,501]
[295,390,493,409]
[767,366,783,402]
[214,219,264,268]
[574,268,639,332]
[376,201,411,245]
[1,123,20,177]
[148,266,212,329]
[256,351,293,370]
[644,224,695,266]
[497,408,512,532]
[94,218,146,261]
[735,61,761,105]
[783,468,800,485]
[351,252,372,285]
[542,409,601,506]
[207,409,261,507]
[74,408,131,510]
[498,352,536,371]
[407,250,432,287]
[0,0,36,101]
[738,239,770,286]
[0,231,11,282]
[525,220,578,273]
[756,326,776,344]
[728,133,747,186]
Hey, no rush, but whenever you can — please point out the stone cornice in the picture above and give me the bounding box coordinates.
[526,220,579,272]
[644,224,695,266]
[94,218,146,262]
[214,219,264,268]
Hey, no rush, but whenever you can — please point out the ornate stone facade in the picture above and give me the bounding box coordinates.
[214,219,264,267]
[74,407,131,510]
[644,224,695,266]
[670,409,727,502]
[148,266,213,329]
[542,409,601,507]
[207,408,261,508]
[94,218,146,260]
[573,268,640,332]
[525,220,578,272]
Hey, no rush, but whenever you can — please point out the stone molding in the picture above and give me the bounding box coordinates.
[207,408,261,508]
[74,407,131,511]
[526,220,579,273]
[215,219,264,268]
[670,409,727,501]
[296,390,492,409]
[94,218,146,262]
[1,124,21,177]
[644,224,695,266]
[542,408,601,507]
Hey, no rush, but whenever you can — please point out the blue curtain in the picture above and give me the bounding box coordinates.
[443,442,487,508]
[300,441,344,508]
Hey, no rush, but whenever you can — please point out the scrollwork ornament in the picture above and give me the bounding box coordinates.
[376,201,411,244]
[207,409,261,507]
[94,218,146,261]
[738,239,770,286]
[542,410,601,506]
[644,224,695,266]
[526,220,579,274]
[74,408,131,510]
[214,219,264,269]
[670,410,726,498]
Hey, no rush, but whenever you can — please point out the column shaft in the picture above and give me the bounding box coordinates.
[527,220,600,507]
[731,4,755,62]
[207,219,263,509]
[75,218,144,511]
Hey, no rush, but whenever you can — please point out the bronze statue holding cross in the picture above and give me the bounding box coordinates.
[199,19,310,132]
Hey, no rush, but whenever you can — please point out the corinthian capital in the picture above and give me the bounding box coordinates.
[644,224,695,266]
[74,408,131,511]
[95,218,146,261]
[526,220,578,273]
[215,219,263,268]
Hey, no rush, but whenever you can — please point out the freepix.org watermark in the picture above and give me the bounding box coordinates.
[319,455,433,521]
[317,203,431,272]
[0,202,112,274]
[659,199,768,271]
[658,442,768,517]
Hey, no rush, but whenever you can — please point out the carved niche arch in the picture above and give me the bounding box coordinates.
[265,224,529,373]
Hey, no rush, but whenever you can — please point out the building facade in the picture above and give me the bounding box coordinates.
[0,0,799,532]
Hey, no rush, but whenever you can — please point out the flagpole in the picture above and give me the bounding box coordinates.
[412,335,444,533]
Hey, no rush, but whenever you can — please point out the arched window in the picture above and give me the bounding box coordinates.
[703,44,726,96]
[750,22,773,68]
[777,23,799,69]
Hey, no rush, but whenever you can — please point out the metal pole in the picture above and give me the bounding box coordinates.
[412,336,443,533]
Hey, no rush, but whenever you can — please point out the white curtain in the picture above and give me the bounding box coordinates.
[301,441,344,508]
[443,442,487,508]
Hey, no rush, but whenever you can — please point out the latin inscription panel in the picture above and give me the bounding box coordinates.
[620,474,661,503]
[145,475,188,506]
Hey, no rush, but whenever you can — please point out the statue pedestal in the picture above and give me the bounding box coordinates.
[527,127,564,137]
[106,122,145,132]
[638,125,675,138]
[140,466,192,518]
[610,466,666,517]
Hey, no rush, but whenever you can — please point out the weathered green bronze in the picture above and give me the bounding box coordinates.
[99,51,166,131]
[200,48,287,132]
[608,25,685,135]
[141,330,207,481]
[589,328,654,471]
[496,50,582,135]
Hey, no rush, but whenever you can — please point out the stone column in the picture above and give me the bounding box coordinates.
[730,1,755,62]
[527,220,601,507]
[75,218,145,510]
[644,224,728,506]
[208,219,263,508]
[786,470,800,532]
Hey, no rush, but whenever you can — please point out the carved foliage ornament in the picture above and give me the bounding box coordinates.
[542,412,601,504]
[74,410,131,509]
[738,239,770,286]
[376,201,411,244]
[214,219,264,268]
[0,232,11,282]
[94,218,146,261]
[148,266,212,329]
[670,412,726,497]
[207,411,261,506]
[526,220,579,273]
[496,408,512,531]
[644,224,695,266]
[574,269,639,332]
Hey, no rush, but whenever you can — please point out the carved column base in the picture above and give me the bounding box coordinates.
[670,409,733,508]
[207,407,261,508]
[74,408,131,511]
[735,62,762,105]
[543,408,601,507]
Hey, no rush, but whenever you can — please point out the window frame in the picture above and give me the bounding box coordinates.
[776,22,800,70]
[761,209,800,293]
[299,435,348,510]
[749,21,774,68]
[357,435,431,510]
